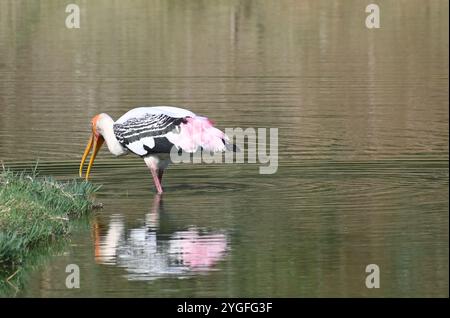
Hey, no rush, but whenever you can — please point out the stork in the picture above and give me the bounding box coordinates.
[79,106,235,193]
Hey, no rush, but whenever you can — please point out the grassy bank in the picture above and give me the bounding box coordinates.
[0,170,98,265]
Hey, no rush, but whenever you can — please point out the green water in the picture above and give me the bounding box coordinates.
[0,0,448,297]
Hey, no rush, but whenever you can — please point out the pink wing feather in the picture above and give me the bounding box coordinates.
[168,116,229,153]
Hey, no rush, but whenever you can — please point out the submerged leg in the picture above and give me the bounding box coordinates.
[147,193,162,228]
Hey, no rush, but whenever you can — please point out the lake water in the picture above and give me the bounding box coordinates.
[0,0,448,297]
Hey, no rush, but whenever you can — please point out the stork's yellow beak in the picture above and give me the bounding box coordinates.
[79,132,104,181]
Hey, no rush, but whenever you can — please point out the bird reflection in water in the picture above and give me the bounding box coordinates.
[93,195,228,280]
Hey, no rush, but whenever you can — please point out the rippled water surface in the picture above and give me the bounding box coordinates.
[0,0,448,297]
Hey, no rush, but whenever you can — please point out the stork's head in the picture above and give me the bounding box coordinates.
[79,114,105,180]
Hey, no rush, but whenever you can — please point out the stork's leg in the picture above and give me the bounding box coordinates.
[144,157,164,194]
[150,165,163,194]
[158,169,164,183]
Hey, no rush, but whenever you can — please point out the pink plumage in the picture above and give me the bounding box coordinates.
[169,116,229,153]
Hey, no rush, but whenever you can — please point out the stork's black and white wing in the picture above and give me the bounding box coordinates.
[113,106,234,157]
[113,106,194,156]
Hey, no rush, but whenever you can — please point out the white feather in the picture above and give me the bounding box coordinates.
[124,141,147,156]
[140,137,155,148]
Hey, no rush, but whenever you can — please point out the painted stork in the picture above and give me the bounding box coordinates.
[79,106,235,194]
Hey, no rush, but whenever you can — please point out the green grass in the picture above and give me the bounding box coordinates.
[0,169,98,265]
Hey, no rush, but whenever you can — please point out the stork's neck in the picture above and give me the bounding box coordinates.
[97,114,127,156]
